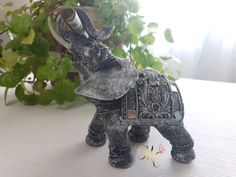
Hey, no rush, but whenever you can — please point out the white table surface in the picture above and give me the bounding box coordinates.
[0,78,236,177]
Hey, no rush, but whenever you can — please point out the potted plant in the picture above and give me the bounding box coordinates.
[0,0,176,105]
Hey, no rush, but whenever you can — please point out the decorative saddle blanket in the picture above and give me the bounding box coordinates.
[121,69,184,124]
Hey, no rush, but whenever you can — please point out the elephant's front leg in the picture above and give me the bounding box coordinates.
[103,111,132,169]
[86,111,106,146]
[155,124,195,163]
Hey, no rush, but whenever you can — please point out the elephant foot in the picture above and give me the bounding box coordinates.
[109,152,133,169]
[171,148,195,163]
[128,132,149,143]
[128,126,150,143]
[85,133,106,146]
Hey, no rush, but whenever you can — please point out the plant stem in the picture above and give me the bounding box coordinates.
[4,87,9,105]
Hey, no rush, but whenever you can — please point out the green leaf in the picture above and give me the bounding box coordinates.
[132,47,155,68]
[167,75,176,81]
[6,36,22,51]
[30,36,49,57]
[46,55,57,67]
[140,33,155,45]
[0,64,30,88]
[57,70,67,79]
[15,84,25,101]
[51,79,77,105]
[147,22,158,29]
[152,60,163,71]
[73,75,81,85]
[166,69,174,75]
[23,94,38,105]
[100,4,112,18]
[38,90,52,105]
[36,65,57,81]
[0,50,18,69]
[164,28,174,43]
[112,48,127,58]
[113,4,127,16]
[128,17,144,34]
[39,7,46,16]
[130,33,139,45]
[124,33,138,45]
[10,15,31,35]
[131,47,145,67]
[0,46,2,57]
[128,0,139,13]
[32,14,49,33]
[57,56,73,79]
[160,55,173,61]
[0,21,7,31]
[21,28,35,45]
[0,45,2,52]
[4,2,13,7]
[144,53,155,67]
[36,55,73,81]
[60,57,73,71]
[15,84,39,105]
[64,0,78,6]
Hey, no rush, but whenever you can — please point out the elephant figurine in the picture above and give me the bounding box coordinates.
[48,6,195,168]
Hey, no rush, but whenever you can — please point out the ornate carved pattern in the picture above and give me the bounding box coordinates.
[121,69,184,121]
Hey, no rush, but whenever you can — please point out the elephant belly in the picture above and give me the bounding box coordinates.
[121,69,184,126]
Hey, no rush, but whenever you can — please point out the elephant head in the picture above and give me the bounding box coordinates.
[48,6,138,100]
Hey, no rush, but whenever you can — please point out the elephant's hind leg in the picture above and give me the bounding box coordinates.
[86,112,106,146]
[155,124,195,163]
[128,125,150,143]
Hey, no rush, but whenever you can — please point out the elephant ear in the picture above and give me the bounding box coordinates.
[74,59,138,100]
[98,25,115,41]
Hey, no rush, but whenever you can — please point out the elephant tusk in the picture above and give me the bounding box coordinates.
[57,6,89,38]
[47,16,70,49]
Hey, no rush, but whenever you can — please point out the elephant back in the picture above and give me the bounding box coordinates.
[121,69,184,125]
